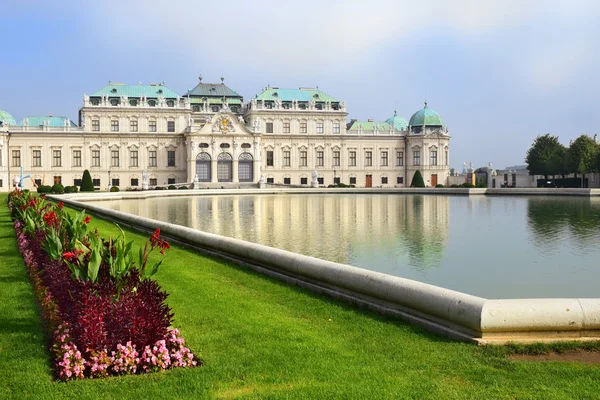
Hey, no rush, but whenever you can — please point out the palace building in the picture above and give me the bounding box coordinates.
[0,77,450,191]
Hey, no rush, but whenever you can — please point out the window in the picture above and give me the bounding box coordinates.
[381,151,388,166]
[300,151,307,167]
[316,122,324,134]
[149,178,157,186]
[382,176,388,184]
[131,178,139,186]
[300,122,307,133]
[110,99,119,106]
[167,121,175,132]
[284,177,291,185]
[32,150,41,167]
[333,151,340,167]
[130,150,138,167]
[317,151,324,167]
[365,151,372,167]
[149,150,157,167]
[334,177,341,184]
[53,176,62,185]
[266,122,273,133]
[73,178,81,186]
[92,150,100,167]
[73,150,81,167]
[168,178,176,184]
[129,99,138,106]
[283,151,291,167]
[53,150,62,167]
[333,122,340,134]
[130,120,138,132]
[34,179,42,187]
[148,100,156,107]
[396,151,404,166]
[349,151,356,167]
[167,100,174,107]
[111,150,119,167]
[413,150,421,166]
[111,120,119,132]
[430,150,438,166]
[111,178,120,187]
[283,122,290,133]
[445,149,448,165]
[92,178,101,186]
[397,176,404,184]
[300,177,308,185]
[12,150,21,167]
[317,177,324,185]
[350,176,357,185]
[149,121,157,132]
[266,151,274,166]
[193,105,200,112]
[167,150,175,167]
[92,120,100,131]
[267,177,274,184]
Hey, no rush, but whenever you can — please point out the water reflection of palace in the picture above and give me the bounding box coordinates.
[104,194,450,272]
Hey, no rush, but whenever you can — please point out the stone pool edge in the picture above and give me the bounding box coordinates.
[50,193,600,344]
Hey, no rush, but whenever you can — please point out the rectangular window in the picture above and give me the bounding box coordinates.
[396,151,404,166]
[300,177,308,185]
[73,178,81,186]
[73,150,81,167]
[53,176,62,185]
[130,151,138,167]
[12,150,21,167]
[266,150,274,166]
[333,123,340,134]
[167,121,175,132]
[131,178,139,186]
[365,151,372,167]
[266,122,273,133]
[92,178,101,186]
[283,122,290,133]
[111,150,119,167]
[333,151,340,167]
[283,151,291,167]
[317,151,324,167]
[300,122,307,133]
[284,177,291,185]
[149,178,157,186]
[111,178,120,187]
[34,179,42,187]
[32,150,42,167]
[266,177,274,184]
[92,120,100,131]
[300,151,307,167]
[149,150,157,167]
[430,150,438,166]
[111,120,119,132]
[382,176,388,184]
[316,122,324,134]
[397,176,404,184]
[350,177,357,185]
[334,177,341,184]
[130,120,138,132]
[168,178,176,184]
[349,151,356,167]
[92,150,100,167]
[413,150,421,166]
[167,150,176,167]
[53,150,62,167]
[149,121,157,132]
[381,151,388,166]
[317,177,324,185]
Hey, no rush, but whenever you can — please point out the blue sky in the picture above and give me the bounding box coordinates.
[2,0,599,170]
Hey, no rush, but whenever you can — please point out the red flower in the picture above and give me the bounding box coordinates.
[57,202,64,209]
[152,228,160,238]
[83,216,92,224]
[43,211,57,225]
[63,252,76,260]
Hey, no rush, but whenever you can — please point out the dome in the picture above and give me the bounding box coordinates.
[408,102,443,127]
[0,110,16,126]
[385,111,408,130]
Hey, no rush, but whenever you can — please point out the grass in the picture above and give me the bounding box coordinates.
[1,193,599,399]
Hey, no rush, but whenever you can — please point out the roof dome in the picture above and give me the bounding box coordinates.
[0,110,16,126]
[385,111,408,130]
[408,102,443,127]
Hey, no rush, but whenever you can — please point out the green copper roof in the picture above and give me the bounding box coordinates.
[408,102,443,127]
[347,121,394,131]
[385,111,408,130]
[18,116,77,128]
[255,88,338,102]
[0,110,16,126]
[184,82,242,98]
[91,83,180,98]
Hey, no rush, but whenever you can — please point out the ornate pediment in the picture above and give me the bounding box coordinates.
[212,115,236,133]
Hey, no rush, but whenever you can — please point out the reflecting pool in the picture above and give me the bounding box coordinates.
[96,194,600,299]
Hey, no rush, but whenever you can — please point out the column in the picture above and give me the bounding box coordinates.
[233,160,239,183]
[211,159,218,182]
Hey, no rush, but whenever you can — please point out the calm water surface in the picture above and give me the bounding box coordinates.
[97,194,600,299]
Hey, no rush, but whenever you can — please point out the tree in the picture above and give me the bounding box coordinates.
[525,134,565,179]
[567,134,598,186]
[81,169,94,192]
[410,170,425,187]
[547,145,568,178]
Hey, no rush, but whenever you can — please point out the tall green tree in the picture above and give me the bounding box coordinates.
[567,135,599,186]
[81,169,94,192]
[410,170,425,187]
[525,134,564,179]
[547,144,568,178]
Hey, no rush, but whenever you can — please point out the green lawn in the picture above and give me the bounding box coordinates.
[1,193,599,399]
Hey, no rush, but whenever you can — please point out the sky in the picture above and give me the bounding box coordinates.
[1,0,599,170]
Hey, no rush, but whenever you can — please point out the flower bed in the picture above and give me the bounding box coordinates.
[8,190,199,380]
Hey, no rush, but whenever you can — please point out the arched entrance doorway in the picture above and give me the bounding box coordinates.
[195,152,211,182]
[217,153,233,182]
[238,152,254,182]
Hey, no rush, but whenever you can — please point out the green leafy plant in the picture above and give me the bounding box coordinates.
[81,170,94,192]
[410,170,425,187]
[52,184,65,194]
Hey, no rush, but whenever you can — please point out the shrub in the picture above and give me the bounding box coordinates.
[37,185,52,194]
[81,170,94,192]
[51,184,65,194]
[154,186,165,190]
[461,182,475,188]
[178,185,189,190]
[64,186,78,193]
[410,170,425,187]
[110,186,120,192]
[168,185,177,190]
[450,184,459,188]
[436,184,444,188]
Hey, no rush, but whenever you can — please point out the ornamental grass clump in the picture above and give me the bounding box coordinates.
[7,190,200,381]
